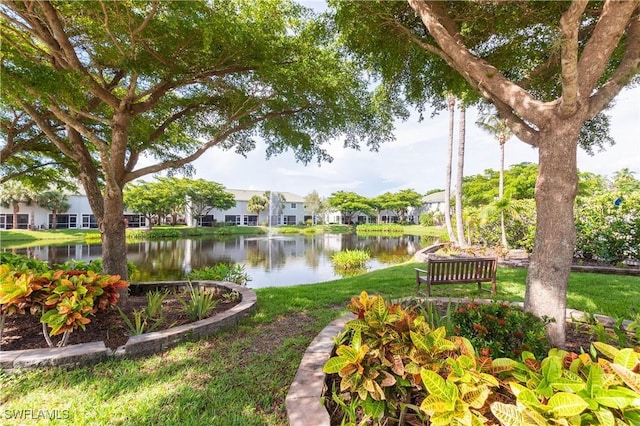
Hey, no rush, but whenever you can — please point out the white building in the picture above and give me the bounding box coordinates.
[0,192,146,230]
[1,186,442,230]
[185,189,310,227]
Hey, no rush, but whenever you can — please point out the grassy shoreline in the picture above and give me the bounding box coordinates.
[1,263,638,425]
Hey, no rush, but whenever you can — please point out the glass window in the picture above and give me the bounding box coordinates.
[290,203,297,209]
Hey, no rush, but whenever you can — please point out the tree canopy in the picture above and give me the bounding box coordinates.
[330,0,640,346]
[0,0,396,279]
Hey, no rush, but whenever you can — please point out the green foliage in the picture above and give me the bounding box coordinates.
[356,223,403,234]
[491,342,640,425]
[116,307,164,336]
[331,250,370,270]
[467,198,536,251]
[145,290,168,320]
[177,283,219,321]
[450,301,552,360]
[575,192,640,263]
[325,292,640,425]
[188,263,251,286]
[0,252,49,273]
[276,226,302,234]
[327,191,373,224]
[324,291,499,424]
[0,265,129,344]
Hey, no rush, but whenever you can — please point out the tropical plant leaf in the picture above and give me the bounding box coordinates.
[609,363,640,393]
[490,402,525,426]
[546,392,589,417]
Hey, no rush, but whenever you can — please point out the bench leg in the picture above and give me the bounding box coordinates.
[491,279,497,295]
[477,282,482,292]
[426,282,431,297]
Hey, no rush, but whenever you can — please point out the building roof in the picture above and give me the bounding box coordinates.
[422,191,446,203]
[226,189,306,203]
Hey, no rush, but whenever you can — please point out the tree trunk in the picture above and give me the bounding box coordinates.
[99,183,129,304]
[444,94,457,244]
[455,103,467,247]
[499,140,508,249]
[52,210,58,229]
[524,121,579,348]
[12,204,19,229]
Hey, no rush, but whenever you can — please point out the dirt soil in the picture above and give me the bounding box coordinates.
[0,294,240,351]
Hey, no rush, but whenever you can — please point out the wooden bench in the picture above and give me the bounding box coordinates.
[415,256,497,297]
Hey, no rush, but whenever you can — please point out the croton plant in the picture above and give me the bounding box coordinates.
[0,264,129,347]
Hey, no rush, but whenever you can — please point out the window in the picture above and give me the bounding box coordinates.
[283,215,296,225]
[244,215,258,226]
[1,214,29,229]
[199,215,215,227]
[224,215,240,225]
[290,203,297,209]
[49,214,77,229]
[82,214,99,229]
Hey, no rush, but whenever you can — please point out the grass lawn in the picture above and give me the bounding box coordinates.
[1,263,638,425]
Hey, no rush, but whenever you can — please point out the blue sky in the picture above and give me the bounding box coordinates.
[187,85,639,198]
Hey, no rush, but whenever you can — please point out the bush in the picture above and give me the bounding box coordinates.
[188,263,251,285]
[324,292,640,426]
[331,249,370,270]
[0,265,129,347]
[575,192,640,263]
[356,223,404,234]
[449,301,551,359]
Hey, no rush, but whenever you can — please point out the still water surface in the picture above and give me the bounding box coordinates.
[6,234,437,289]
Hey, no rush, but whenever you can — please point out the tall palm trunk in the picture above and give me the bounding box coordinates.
[455,103,467,247]
[499,138,508,248]
[444,94,457,245]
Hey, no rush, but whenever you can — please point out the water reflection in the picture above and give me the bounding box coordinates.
[2,234,437,288]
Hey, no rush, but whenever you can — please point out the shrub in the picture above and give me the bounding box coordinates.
[575,192,640,263]
[331,249,370,270]
[356,223,404,234]
[325,292,640,426]
[0,252,49,273]
[177,282,219,321]
[449,301,552,359]
[188,263,251,285]
[0,265,129,347]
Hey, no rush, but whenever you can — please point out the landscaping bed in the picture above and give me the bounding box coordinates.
[0,292,241,352]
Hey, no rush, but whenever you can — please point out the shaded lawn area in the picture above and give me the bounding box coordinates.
[1,263,638,425]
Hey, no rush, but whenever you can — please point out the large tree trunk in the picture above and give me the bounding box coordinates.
[444,94,457,244]
[455,103,467,247]
[100,185,128,276]
[524,121,579,348]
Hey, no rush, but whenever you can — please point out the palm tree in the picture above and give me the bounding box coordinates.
[455,102,467,248]
[444,93,458,245]
[35,190,70,229]
[247,195,268,225]
[0,181,34,229]
[476,112,513,249]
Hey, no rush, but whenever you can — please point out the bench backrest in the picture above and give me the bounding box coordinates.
[426,256,497,283]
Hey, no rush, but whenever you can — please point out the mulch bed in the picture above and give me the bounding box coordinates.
[0,294,240,351]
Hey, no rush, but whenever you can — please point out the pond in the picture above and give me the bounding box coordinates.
[5,234,438,289]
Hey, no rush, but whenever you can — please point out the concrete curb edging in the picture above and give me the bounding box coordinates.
[285,297,635,426]
[285,313,355,426]
[0,281,257,372]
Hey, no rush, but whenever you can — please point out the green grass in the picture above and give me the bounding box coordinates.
[1,263,638,425]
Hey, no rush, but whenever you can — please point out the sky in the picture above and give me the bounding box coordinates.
[184,86,639,198]
[145,0,640,199]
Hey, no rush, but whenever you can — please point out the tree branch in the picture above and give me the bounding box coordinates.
[409,0,549,127]
[585,9,640,118]
[558,0,587,117]
[577,0,638,100]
